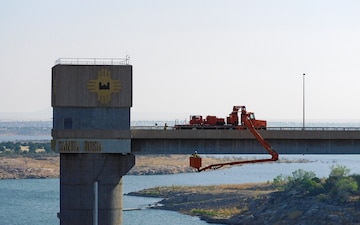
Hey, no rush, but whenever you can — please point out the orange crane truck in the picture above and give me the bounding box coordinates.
[180,105,278,172]
[175,106,266,130]
[227,105,267,130]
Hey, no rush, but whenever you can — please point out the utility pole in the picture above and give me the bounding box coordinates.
[302,73,305,129]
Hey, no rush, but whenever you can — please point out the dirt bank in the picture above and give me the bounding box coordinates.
[0,154,198,179]
[127,183,360,225]
[0,155,59,179]
[0,154,310,179]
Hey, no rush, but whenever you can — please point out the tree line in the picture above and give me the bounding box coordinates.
[0,141,52,154]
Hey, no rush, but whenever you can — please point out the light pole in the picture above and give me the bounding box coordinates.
[302,73,305,129]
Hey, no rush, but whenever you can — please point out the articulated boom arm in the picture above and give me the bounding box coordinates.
[190,110,278,172]
[243,115,278,161]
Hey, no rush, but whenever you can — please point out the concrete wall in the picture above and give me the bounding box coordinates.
[52,64,133,154]
[131,130,360,154]
[53,107,130,130]
[131,129,360,140]
[52,65,132,107]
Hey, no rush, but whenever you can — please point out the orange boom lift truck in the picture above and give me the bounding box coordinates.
[187,106,279,172]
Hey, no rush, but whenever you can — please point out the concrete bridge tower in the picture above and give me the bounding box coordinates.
[51,58,134,225]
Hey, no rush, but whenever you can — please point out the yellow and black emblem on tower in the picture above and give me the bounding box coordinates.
[87,68,121,104]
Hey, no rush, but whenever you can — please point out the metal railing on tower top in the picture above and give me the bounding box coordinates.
[55,56,130,65]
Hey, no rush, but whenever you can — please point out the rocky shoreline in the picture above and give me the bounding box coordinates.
[127,183,360,225]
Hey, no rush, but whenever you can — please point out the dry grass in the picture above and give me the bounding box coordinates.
[130,182,278,220]
[191,207,243,218]
[135,155,254,167]
[136,182,276,197]
[0,154,307,178]
[0,156,59,179]
[135,155,189,166]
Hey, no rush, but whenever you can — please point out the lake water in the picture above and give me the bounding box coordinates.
[1,154,360,225]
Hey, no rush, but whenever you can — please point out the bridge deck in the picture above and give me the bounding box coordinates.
[131,129,360,155]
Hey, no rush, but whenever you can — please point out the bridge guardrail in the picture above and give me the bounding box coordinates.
[55,57,130,65]
[267,127,360,131]
[131,126,360,131]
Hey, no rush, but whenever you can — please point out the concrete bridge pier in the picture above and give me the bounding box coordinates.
[59,153,135,225]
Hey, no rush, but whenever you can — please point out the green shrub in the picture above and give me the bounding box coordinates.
[324,165,358,203]
[285,169,324,196]
[329,165,350,178]
[350,174,360,188]
[273,174,288,190]
[332,176,358,203]
[273,165,359,204]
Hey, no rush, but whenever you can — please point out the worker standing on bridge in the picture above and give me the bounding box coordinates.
[164,123,168,130]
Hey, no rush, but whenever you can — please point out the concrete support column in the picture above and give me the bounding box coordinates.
[59,153,135,225]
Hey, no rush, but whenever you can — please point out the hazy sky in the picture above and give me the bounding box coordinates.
[1,0,360,121]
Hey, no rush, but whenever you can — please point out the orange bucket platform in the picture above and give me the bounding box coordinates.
[190,156,202,169]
